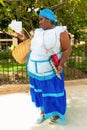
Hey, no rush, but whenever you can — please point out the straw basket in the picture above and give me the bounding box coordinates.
[12,39,31,64]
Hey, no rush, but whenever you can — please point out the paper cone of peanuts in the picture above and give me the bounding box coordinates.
[9,20,22,34]
[12,39,31,64]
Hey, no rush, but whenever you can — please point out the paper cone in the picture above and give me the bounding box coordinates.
[9,20,22,34]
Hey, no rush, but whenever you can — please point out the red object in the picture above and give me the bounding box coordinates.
[51,54,59,67]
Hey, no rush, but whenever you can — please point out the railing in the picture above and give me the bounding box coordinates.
[0,59,29,85]
[64,42,87,80]
[0,43,87,85]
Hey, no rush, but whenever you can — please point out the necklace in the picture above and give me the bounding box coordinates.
[43,31,57,53]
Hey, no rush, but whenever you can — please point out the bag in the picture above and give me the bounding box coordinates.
[12,39,31,64]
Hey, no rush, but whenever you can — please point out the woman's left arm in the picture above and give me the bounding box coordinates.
[57,31,72,73]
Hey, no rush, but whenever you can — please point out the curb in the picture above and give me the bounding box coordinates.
[0,84,29,95]
[65,79,87,86]
[0,79,87,95]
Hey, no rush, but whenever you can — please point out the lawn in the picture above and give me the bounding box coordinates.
[0,60,26,73]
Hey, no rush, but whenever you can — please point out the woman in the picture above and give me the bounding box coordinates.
[18,8,71,124]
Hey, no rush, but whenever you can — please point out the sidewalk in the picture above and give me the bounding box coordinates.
[0,79,87,130]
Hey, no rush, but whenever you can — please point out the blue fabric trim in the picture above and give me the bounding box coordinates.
[45,111,66,120]
[27,71,56,80]
[32,62,54,74]
[26,54,55,76]
[30,84,64,97]
[30,84,42,92]
[35,62,38,73]
[42,92,64,97]
[30,58,50,62]
[40,107,44,111]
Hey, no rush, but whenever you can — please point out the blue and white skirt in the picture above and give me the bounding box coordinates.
[29,71,66,121]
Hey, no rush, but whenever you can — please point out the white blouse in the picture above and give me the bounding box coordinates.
[27,26,67,76]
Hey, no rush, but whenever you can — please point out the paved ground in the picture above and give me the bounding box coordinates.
[0,79,87,130]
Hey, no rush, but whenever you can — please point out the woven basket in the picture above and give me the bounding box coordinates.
[12,39,31,64]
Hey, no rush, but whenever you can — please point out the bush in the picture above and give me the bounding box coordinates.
[78,58,87,73]
[0,50,13,60]
[71,44,85,56]
[66,44,87,73]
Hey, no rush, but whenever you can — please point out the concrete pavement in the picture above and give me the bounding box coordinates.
[0,79,87,130]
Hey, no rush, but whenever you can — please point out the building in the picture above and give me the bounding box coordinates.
[0,31,18,50]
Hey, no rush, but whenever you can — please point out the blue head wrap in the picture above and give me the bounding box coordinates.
[39,8,57,22]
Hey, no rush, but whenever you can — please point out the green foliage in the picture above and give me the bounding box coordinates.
[56,0,87,38]
[0,0,87,39]
[0,49,26,72]
[67,44,87,73]
[71,44,85,56]
[0,50,12,59]
[0,60,26,72]
[79,58,87,72]
[66,58,76,68]
[0,0,5,6]
[67,57,87,73]
[0,0,39,31]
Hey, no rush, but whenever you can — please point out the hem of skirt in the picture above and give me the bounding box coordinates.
[27,71,56,80]
[44,111,66,120]
[32,102,66,120]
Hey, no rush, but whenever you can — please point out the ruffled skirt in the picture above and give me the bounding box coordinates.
[29,71,66,120]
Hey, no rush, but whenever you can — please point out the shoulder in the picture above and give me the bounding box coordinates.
[60,31,71,50]
[55,26,67,34]
[55,26,70,43]
[60,31,69,39]
[60,31,70,43]
[35,28,43,33]
[34,28,43,36]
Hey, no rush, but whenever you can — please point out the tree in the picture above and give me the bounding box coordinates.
[0,0,87,40]
[0,0,38,34]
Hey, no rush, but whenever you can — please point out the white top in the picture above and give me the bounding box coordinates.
[27,26,67,76]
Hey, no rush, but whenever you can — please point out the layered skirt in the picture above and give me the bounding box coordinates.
[29,71,66,121]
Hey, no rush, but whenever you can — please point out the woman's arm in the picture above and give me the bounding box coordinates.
[17,31,34,41]
[57,31,72,73]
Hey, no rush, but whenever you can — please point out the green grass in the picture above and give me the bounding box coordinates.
[0,61,26,72]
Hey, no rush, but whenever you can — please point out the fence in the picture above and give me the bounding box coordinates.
[0,42,87,85]
[0,38,18,50]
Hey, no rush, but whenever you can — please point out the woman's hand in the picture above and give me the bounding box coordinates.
[17,33,27,41]
[57,65,63,74]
